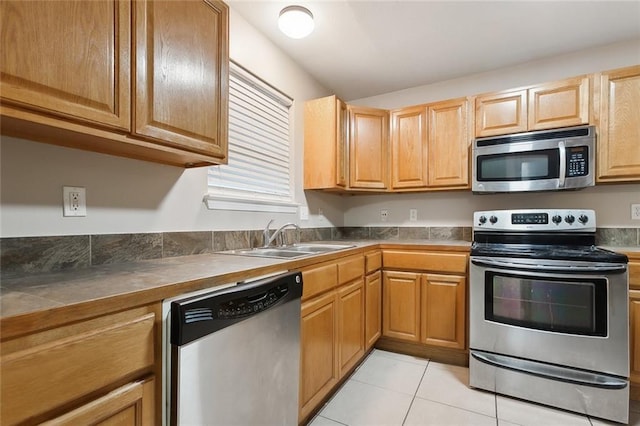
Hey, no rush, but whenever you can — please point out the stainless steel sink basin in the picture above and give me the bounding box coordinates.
[219,243,355,259]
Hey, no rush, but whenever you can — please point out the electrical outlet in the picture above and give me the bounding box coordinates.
[632,204,640,220]
[409,208,418,222]
[299,206,309,221]
[380,209,389,222]
[63,186,87,217]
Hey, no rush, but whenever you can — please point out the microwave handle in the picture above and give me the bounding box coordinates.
[558,140,566,187]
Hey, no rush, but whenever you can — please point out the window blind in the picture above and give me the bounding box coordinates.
[207,61,293,205]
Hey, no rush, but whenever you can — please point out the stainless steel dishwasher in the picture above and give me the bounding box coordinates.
[162,271,303,425]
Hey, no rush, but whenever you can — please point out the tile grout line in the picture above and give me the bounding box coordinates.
[401,359,430,425]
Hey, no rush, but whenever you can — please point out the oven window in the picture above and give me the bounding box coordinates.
[484,272,607,336]
[477,149,559,181]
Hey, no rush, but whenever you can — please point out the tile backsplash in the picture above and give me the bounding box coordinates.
[1,226,638,278]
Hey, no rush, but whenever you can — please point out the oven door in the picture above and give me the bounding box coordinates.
[469,256,628,377]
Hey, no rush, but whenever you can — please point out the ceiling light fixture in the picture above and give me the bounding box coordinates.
[278,5,314,39]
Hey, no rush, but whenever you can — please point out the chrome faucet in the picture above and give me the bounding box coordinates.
[262,221,300,248]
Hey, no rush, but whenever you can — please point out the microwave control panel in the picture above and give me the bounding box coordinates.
[566,146,589,177]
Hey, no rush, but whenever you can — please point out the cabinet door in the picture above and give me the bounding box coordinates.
[134,0,228,159]
[382,271,421,342]
[41,378,154,426]
[304,96,348,189]
[427,98,470,188]
[299,291,339,421]
[630,290,640,389]
[0,0,130,130]
[528,76,589,131]
[421,274,466,349]
[337,279,365,377]
[390,106,428,189]
[596,65,640,182]
[475,89,527,137]
[365,271,382,350]
[349,106,389,190]
[0,308,155,425]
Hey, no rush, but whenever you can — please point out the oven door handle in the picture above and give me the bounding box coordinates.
[471,257,627,273]
[471,350,628,390]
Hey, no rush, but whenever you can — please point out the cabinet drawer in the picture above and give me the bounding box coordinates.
[1,309,155,425]
[302,263,338,300]
[383,250,468,273]
[338,255,365,284]
[365,251,382,274]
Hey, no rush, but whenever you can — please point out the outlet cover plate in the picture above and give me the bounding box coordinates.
[63,186,87,217]
[632,204,640,220]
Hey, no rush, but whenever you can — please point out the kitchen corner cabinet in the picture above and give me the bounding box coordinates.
[349,106,390,190]
[365,251,382,349]
[304,95,348,190]
[382,250,468,351]
[299,254,365,422]
[475,76,589,137]
[0,305,158,425]
[0,0,229,168]
[595,65,640,183]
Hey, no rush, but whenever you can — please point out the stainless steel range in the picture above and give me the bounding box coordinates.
[469,209,629,423]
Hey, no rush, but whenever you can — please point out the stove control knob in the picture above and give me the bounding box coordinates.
[565,214,575,224]
[552,215,562,224]
[578,214,589,224]
[479,215,487,224]
[489,215,498,224]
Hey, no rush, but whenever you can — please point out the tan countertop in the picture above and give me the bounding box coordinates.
[0,240,470,339]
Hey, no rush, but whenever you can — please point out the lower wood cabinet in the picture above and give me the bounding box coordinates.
[627,252,640,400]
[337,279,365,377]
[300,290,339,420]
[365,270,382,349]
[0,304,158,425]
[421,274,466,349]
[42,377,155,426]
[381,250,468,355]
[382,270,421,342]
[299,254,366,423]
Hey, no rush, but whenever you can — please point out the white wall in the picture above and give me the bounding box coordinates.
[343,39,640,228]
[0,7,340,238]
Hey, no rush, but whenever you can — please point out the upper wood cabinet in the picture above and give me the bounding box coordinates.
[475,89,527,137]
[475,76,590,137]
[349,106,390,190]
[0,0,131,130]
[134,0,228,159]
[0,0,229,167]
[595,65,640,183]
[390,106,428,189]
[390,98,471,191]
[427,98,471,189]
[304,95,348,190]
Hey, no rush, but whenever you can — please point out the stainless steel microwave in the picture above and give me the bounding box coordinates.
[472,125,596,193]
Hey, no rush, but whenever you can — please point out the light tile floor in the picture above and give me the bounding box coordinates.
[308,349,640,426]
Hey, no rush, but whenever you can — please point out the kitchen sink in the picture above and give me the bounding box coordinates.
[219,243,355,259]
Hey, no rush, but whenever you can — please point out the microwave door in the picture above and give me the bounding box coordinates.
[474,141,562,193]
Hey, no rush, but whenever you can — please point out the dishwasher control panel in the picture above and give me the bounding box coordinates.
[217,284,288,319]
[171,271,303,346]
